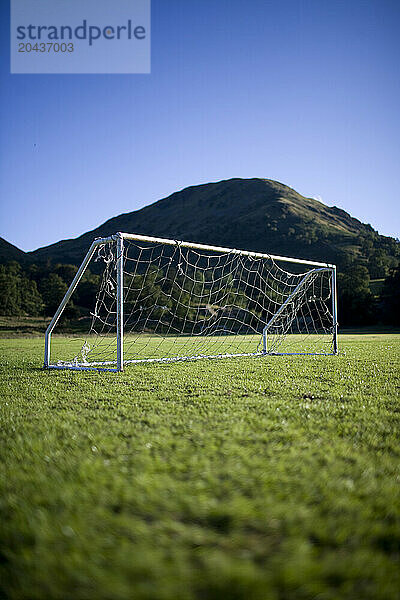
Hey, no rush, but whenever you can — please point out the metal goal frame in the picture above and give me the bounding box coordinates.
[44,232,338,372]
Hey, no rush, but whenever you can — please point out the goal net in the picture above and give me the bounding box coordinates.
[44,233,338,371]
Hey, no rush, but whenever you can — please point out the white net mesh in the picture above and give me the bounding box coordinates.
[52,236,336,369]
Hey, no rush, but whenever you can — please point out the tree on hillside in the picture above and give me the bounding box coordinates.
[74,271,100,311]
[380,264,400,326]
[20,280,44,315]
[40,273,68,315]
[0,264,20,315]
[368,248,391,278]
[0,263,43,316]
[338,265,375,326]
[54,264,78,284]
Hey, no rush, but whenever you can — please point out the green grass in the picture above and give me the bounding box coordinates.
[48,333,335,367]
[0,316,50,337]
[0,335,399,600]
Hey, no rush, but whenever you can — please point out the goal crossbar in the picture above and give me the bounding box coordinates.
[44,232,338,371]
[118,232,335,268]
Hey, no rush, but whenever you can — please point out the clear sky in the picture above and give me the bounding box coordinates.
[1,0,399,252]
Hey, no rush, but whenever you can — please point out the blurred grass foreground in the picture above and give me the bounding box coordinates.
[0,334,399,599]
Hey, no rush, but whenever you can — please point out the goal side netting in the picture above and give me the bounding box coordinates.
[44,233,338,371]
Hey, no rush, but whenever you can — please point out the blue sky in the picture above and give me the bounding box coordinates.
[1,0,399,252]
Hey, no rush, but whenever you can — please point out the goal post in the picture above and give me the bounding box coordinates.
[262,266,334,354]
[44,232,338,371]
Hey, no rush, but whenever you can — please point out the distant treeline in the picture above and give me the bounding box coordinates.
[0,256,399,328]
[337,263,400,327]
[0,262,100,322]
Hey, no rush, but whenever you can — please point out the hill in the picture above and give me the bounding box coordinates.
[2,179,399,273]
[0,237,28,264]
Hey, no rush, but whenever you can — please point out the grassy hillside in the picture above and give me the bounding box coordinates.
[18,178,398,271]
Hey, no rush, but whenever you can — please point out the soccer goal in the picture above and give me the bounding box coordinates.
[44,232,338,371]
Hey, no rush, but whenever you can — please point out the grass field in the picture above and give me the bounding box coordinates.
[0,334,399,599]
